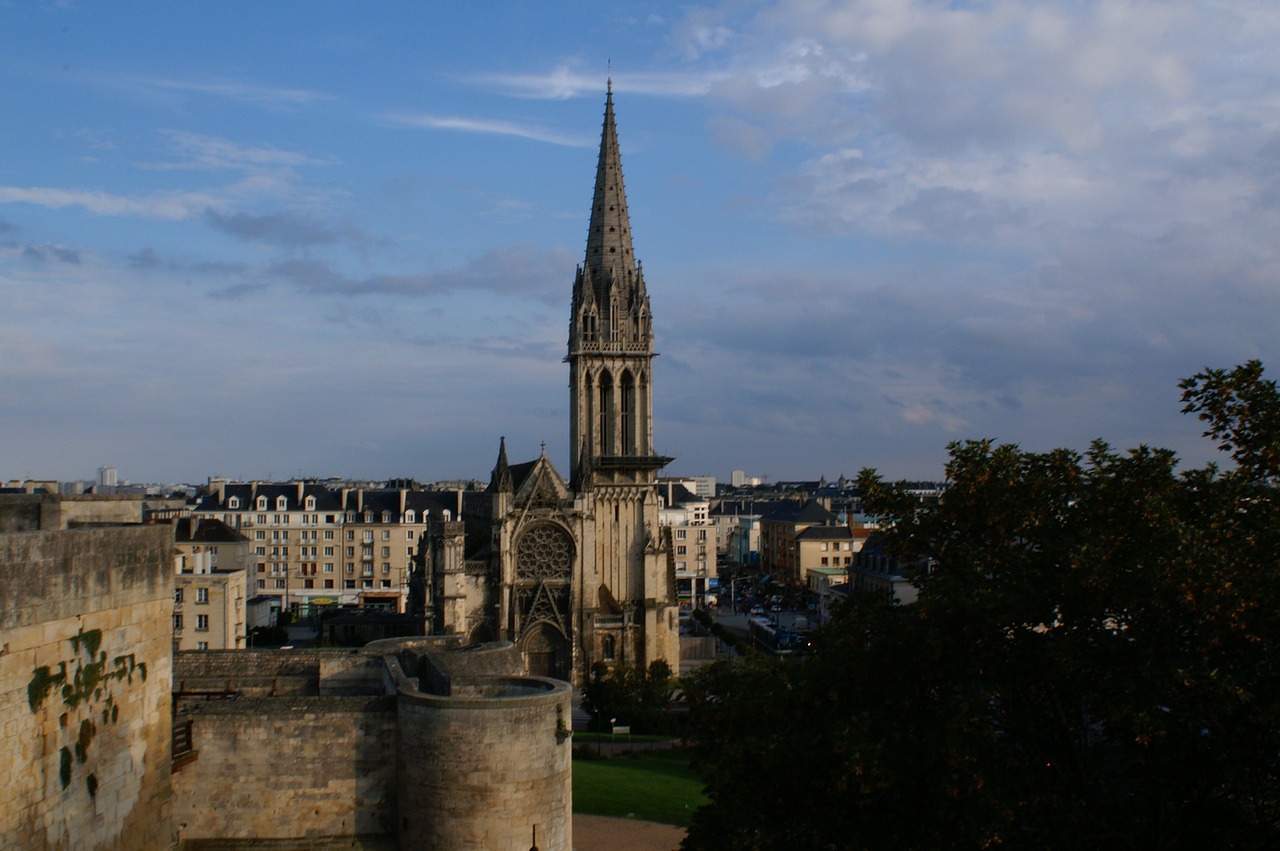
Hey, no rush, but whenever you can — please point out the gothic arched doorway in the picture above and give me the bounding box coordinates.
[522,621,570,681]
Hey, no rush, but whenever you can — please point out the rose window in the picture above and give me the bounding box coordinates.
[516,524,573,580]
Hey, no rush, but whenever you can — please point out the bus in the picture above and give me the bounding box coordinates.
[748,616,810,656]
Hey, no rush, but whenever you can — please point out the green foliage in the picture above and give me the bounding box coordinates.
[74,719,96,763]
[581,660,679,734]
[28,663,67,712]
[684,363,1280,850]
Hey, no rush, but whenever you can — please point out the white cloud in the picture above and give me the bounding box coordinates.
[121,75,330,108]
[0,185,220,220]
[383,112,591,147]
[150,131,337,172]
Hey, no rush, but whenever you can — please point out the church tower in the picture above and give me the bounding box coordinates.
[419,84,679,684]
[567,82,679,675]
[569,81,669,489]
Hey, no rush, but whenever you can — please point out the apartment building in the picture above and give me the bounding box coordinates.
[337,488,445,612]
[192,481,345,613]
[760,499,856,585]
[192,481,451,616]
[173,517,248,650]
[659,480,718,610]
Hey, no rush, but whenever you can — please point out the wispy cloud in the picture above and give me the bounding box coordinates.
[383,112,590,147]
[470,64,727,99]
[265,244,575,302]
[122,75,330,108]
[204,208,364,248]
[0,185,220,220]
[22,243,82,265]
[150,131,337,172]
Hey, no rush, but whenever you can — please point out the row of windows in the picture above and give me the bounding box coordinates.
[674,529,710,540]
[251,562,404,577]
[220,499,429,525]
[173,614,210,630]
[173,588,210,604]
[253,578,396,591]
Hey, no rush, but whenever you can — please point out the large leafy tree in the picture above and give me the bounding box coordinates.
[684,362,1280,850]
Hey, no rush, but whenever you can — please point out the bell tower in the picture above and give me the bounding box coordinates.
[566,83,679,675]
[569,81,672,489]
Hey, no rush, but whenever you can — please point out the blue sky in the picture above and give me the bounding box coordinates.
[3,1,1279,485]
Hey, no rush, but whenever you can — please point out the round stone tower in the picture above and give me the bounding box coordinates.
[378,639,573,850]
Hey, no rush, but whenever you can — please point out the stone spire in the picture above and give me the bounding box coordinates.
[583,80,636,288]
[488,435,513,494]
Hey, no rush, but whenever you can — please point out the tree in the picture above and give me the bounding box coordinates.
[684,363,1280,850]
[581,660,678,734]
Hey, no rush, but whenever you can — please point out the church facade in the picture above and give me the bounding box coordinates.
[418,86,680,684]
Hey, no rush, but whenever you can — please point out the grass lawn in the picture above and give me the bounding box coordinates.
[573,749,708,828]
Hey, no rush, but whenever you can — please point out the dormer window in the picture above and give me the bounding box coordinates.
[276,496,288,511]
[227,496,239,510]
[304,495,316,511]
[382,511,391,523]
[256,496,267,511]
[346,512,355,523]
[404,510,415,523]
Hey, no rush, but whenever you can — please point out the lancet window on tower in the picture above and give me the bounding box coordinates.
[598,370,614,456]
[621,371,635,455]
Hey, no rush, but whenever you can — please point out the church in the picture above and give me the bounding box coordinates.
[417,84,681,684]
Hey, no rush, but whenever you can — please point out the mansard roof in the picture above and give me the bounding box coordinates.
[339,489,446,517]
[659,482,700,506]
[193,482,342,513]
[175,516,248,544]
[710,499,783,518]
[796,525,854,541]
[761,498,838,526]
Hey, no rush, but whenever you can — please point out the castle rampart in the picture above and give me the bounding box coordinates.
[0,524,173,850]
[172,640,573,850]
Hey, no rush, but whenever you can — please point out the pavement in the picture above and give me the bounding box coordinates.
[574,815,686,851]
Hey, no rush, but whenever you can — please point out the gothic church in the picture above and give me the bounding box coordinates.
[419,85,680,683]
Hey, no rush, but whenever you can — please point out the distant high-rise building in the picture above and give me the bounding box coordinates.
[98,466,118,487]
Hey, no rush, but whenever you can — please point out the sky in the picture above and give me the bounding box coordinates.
[3,1,1279,486]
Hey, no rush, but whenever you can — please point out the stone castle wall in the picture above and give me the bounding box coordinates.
[0,525,173,850]
[0,493,144,532]
[171,696,398,848]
